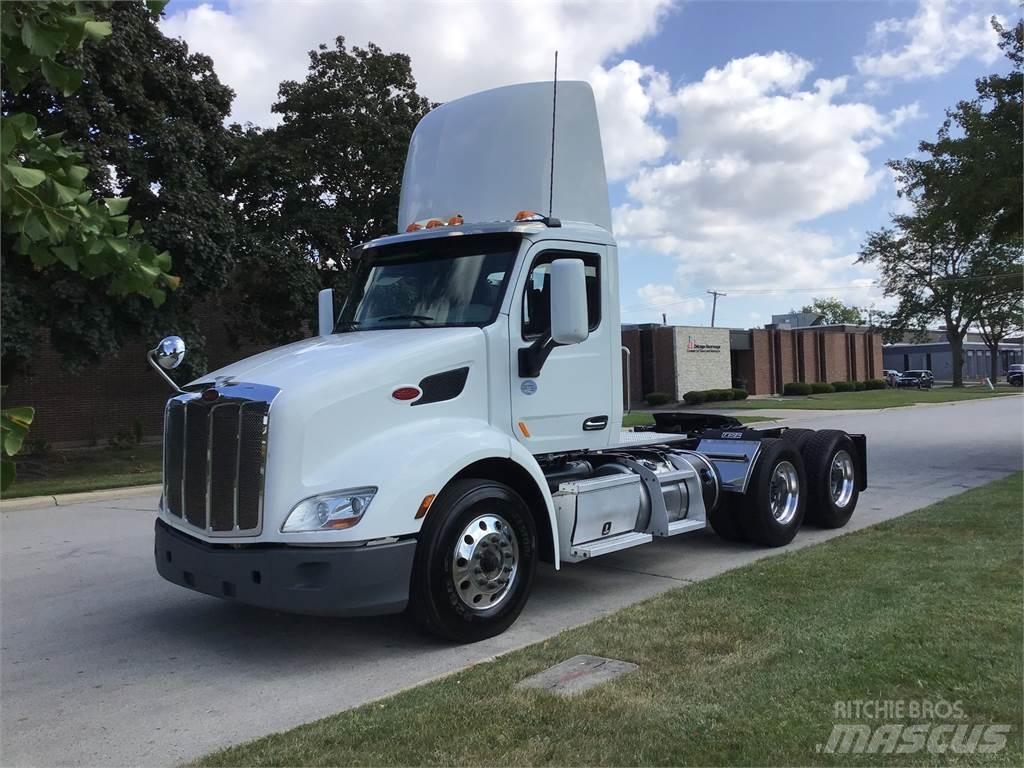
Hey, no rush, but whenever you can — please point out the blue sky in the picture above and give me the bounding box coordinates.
[162,0,1016,329]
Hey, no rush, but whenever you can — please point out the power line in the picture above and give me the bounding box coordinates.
[620,272,1022,315]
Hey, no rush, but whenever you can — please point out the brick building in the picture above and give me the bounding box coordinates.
[623,321,883,404]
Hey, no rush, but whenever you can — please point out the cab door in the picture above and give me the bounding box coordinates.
[508,240,615,454]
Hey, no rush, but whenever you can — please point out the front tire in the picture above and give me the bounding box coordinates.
[738,439,806,547]
[410,478,536,642]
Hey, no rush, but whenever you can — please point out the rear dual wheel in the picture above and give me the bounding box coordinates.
[740,439,807,547]
[801,430,859,528]
[707,439,807,547]
[709,429,860,545]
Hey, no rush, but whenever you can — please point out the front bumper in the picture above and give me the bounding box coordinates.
[154,519,416,616]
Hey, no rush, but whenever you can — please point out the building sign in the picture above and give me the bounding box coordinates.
[686,335,722,353]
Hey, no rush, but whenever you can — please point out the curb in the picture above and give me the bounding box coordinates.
[0,483,162,512]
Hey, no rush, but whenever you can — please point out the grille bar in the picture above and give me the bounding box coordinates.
[161,383,277,536]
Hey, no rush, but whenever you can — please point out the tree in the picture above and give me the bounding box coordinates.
[3,0,236,379]
[868,18,1024,387]
[797,297,865,325]
[977,270,1024,384]
[1,0,178,489]
[226,37,432,345]
[889,18,1022,246]
[860,209,1019,387]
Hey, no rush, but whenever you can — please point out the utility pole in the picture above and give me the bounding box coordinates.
[707,290,726,327]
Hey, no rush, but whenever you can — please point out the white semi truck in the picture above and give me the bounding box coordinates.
[148,81,866,642]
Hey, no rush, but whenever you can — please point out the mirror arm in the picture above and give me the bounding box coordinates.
[518,334,560,378]
[147,349,185,394]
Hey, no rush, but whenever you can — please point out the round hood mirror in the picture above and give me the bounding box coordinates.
[155,336,186,370]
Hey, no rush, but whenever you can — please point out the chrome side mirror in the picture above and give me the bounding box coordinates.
[155,336,186,369]
[148,336,186,393]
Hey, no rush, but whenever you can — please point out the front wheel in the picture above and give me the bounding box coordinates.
[410,478,536,642]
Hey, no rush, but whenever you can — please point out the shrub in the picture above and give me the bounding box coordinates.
[731,388,749,400]
[810,382,835,394]
[831,380,853,392]
[704,389,721,402]
[864,378,886,390]
[710,388,735,401]
[854,380,866,391]
[783,382,813,396]
[682,390,707,405]
[645,391,672,406]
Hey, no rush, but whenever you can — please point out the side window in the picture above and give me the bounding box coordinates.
[522,251,601,339]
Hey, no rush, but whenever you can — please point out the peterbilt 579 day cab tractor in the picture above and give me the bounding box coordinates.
[148,81,867,642]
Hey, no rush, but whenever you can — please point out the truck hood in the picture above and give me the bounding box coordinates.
[192,327,483,392]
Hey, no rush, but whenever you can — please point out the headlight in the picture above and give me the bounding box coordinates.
[281,487,377,532]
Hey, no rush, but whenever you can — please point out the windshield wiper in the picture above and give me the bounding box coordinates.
[335,319,361,332]
[375,314,437,326]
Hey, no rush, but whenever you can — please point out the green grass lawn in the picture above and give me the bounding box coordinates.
[696,387,1020,411]
[622,412,776,428]
[2,443,162,499]
[198,473,1023,767]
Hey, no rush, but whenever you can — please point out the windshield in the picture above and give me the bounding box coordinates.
[336,234,521,332]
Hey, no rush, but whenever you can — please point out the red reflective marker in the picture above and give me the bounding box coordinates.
[392,387,421,402]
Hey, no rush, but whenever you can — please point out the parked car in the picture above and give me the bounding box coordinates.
[883,369,900,387]
[1008,364,1024,387]
[897,370,934,389]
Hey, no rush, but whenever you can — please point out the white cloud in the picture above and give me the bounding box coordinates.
[589,60,669,180]
[614,52,916,297]
[162,1,671,144]
[855,0,1004,84]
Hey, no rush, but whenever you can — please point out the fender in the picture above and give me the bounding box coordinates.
[505,438,560,569]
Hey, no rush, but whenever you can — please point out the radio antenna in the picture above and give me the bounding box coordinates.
[548,50,558,217]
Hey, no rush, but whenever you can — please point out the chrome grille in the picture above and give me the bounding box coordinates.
[162,383,276,536]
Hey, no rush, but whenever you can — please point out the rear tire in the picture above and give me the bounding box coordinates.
[707,494,746,542]
[802,430,859,529]
[738,439,806,547]
[780,427,814,451]
[410,478,536,642]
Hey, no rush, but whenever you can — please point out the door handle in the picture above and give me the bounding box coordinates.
[582,415,608,431]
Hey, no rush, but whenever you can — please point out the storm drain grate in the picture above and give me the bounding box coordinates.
[515,654,638,697]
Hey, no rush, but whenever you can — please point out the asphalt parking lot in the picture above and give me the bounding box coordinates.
[2,395,1021,766]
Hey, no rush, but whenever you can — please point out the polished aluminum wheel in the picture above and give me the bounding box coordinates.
[768,460,800,524]
[451,513,519,611]
[830,450,856,508]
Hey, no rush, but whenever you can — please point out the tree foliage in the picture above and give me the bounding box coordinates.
[797,297,865,325]
[860,211,1020,386]
[864,17,1023,386]
[225,37,432,346]
[889,18,1023,246]
[977,270,1024,383]
[0,0,184,489]
[2,0,236,378]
